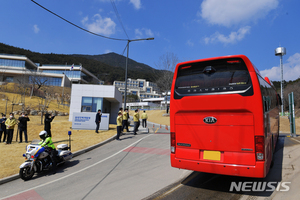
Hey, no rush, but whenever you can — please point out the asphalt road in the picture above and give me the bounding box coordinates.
[0,124,190,200]
[145,134,300,200]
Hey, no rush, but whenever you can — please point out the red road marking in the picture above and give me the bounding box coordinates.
[4,190,44,200]
[123,146,169,155]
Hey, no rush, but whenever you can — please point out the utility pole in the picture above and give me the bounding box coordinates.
[123,37,154,109]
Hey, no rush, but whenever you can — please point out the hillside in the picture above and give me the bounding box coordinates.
[273,79,300,110]
[73,52,155,73]
[0,43,159,84]
[72,52,159,83]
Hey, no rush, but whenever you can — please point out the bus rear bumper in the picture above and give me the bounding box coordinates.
[171,155,266,178]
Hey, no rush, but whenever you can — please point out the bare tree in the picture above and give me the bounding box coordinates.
[16,70,31,112]
[29,71,48,98]
[38,93,52,125]
[0,65,8,92]
[0,94,9,115]
[11,95,19,113]
[0,66,6,81]
[154,52,179,111]
[284,79,300,110]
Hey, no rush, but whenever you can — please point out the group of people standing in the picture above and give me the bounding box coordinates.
[116,108,148,141]
[0,112,29,144]
[0,112,55,145]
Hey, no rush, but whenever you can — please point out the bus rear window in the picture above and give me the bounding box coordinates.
[174,58,253,99]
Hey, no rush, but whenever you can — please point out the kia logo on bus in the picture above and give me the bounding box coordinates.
[203,116,217,124]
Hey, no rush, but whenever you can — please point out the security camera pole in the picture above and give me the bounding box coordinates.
[275,47,286,116]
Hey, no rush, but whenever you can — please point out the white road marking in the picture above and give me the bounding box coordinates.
[1,134,153,200]
[290,138,300,143]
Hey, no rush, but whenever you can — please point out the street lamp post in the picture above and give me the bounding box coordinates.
[123,37,154,109]
[275,47,286,116]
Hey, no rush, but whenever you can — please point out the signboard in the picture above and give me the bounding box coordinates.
[72,112,109,130]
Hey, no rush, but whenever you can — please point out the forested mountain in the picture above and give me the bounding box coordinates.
[73,52,155,72]
[71,52,158,82]
[273,79,300,110]
[0,43,158,84]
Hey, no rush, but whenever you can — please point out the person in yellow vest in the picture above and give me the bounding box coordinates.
[118,108,123,117]
[38,130,57,173]
[122,108,129,132]
[133,109,140,135]
[5,113,17,144]
[141,110,148,128]
[118,108,124,134]
[116,112,123,141]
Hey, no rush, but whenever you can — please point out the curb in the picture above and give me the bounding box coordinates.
[148,121,170,129]
[0,134,117,185]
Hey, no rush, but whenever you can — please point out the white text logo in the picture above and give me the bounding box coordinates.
[229,182,291,192]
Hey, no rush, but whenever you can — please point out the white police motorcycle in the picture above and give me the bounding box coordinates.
[19,140,73,180]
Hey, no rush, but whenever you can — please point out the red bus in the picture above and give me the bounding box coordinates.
[170,55,280,178]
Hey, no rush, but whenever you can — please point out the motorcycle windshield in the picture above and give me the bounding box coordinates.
[30,139,41,145]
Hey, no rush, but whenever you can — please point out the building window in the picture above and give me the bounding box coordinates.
[146,88,151,93]
[139,81,144,88]
[81,97,92,112]
[0,59,25,68]
[5,76,14,82]
[81,97,103,112]
[29,76,62,87]
[42,70,81,79]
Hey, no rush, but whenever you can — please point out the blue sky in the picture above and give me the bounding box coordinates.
[1,0,300,81]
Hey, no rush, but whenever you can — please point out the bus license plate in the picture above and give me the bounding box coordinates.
[203,150,221,161]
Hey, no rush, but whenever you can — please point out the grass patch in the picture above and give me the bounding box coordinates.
[129,110,170,126]
[0,116,117,179]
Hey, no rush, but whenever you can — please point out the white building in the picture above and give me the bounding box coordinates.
[126,102,159,110]
[125,97,170,110]
[69,84,122,124]
[0,54,69,87]
[38,64,104,85]
[113,78,161,100]
[0,53,103,87]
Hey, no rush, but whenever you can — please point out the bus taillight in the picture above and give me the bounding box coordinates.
[171,132,176,153]
[255,136,265,161]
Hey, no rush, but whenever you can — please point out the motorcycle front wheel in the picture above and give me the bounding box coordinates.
[19,166,34,181]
